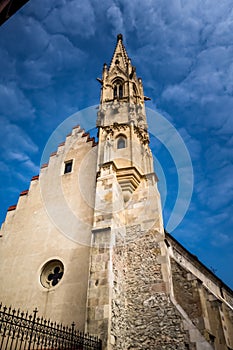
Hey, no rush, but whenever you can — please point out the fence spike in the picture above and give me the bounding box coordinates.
[0,305,102,350]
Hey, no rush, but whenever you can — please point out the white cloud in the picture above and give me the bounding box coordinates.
[106,5,125,36]
[43,0,96,38]
[0,83,35,121]
[17,34,87,90]
[212,232,233,247]
[24,159,39,173]
[0,119,38,156]
[0,161,9,173]
[0,15,50,59]
[7,151,29,162]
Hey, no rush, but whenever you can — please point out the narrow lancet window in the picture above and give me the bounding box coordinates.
[117,136,126,149]
[113,80,123,99]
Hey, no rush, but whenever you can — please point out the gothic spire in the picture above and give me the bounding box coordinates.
[109,34,129,73]
[98,34,146,110]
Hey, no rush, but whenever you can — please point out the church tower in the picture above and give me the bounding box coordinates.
[85,34,175,348]
[85,35,233,350]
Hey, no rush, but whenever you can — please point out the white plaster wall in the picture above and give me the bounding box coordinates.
[0,129,97,329]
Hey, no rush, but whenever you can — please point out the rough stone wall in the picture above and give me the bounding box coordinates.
[222,303,233,348]
[111,238,127,349]
[111,228,191,350]
[171,259,203,331]
[171,257,233,349]
[205,297,225,349]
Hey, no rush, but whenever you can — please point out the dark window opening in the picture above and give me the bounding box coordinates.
[133,84,137,95]
[40,259,64,289]
[64,160,73,174]
[114,85,118,98]
[209,334,215,344]
[117,137,126,149]
[113,80,123,99]
[48,266,64,287]
[119,85,123,98]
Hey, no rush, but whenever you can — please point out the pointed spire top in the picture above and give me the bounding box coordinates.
[117,33,123,41]
[109,34,130,72]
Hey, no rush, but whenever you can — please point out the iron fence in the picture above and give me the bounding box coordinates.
[0,303,102,350]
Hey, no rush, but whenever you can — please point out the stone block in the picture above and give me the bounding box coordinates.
[95,305,104,320]
[151,282,166,293]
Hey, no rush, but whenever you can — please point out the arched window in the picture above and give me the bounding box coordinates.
[117,136,126,149]
[113,80,123,99]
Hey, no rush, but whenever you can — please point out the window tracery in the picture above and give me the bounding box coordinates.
[113,80,123,99]
[40,260,64,289]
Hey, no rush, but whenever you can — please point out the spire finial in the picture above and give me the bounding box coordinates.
[117,33,123,41]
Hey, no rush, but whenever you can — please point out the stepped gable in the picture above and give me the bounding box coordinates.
[19,190,29,196]
[39,124,98,171]
[50,151,57,157]
[3,124,98,222]
[31,175,39,181]
[7,205,17,212]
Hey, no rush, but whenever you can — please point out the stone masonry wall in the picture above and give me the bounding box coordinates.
[86,241,111,347]
[171,258,233,349]
[171,259,204,331]
[111,227,191,350]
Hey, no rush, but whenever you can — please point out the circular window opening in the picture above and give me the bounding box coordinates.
[40,260,64,289]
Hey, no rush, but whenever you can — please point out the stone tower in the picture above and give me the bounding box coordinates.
[0,35,233,350]
[85,34,233,350]
[85,32,163,341]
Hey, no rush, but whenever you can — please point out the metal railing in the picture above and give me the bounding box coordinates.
[0,303,102,350]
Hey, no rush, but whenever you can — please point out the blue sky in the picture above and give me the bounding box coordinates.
[0,0,233,288]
